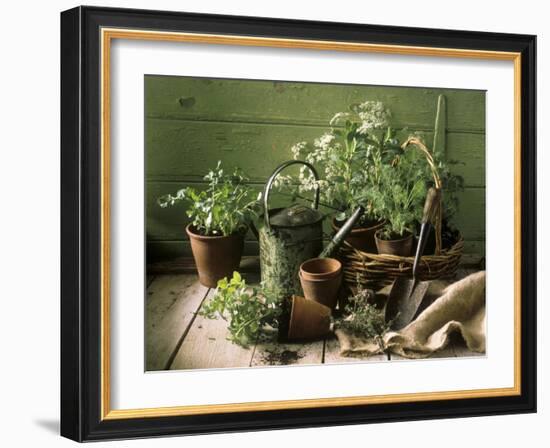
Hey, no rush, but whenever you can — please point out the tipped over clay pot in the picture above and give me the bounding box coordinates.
[287,295,332,340]
[299,257,343,309]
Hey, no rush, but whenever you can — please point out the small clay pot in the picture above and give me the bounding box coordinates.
[374,230,413,257]
[299,257,342,281]
[186,224,245,288]
[331,218,385,253]
[299,258,342,309]
[287,295,332,340]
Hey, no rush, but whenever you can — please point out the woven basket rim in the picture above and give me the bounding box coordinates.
[340,234,464,261]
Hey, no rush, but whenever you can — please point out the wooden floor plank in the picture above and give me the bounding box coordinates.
[251,339,324,367]
[170,289,255,370]
[146,274,208,371]
[323,335,388,364]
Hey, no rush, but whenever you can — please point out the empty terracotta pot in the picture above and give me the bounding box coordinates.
[374,230,413,257]
[299,258,342,309]
[186,224,245,287]
[300,257,342,280]
[287,295,332,340]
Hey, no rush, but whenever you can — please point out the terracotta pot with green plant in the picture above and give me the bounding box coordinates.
[158,162,259,287]
[369,148,429,256]
[330,217,384,253]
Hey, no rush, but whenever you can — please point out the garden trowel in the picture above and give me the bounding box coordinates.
[385,187,442,331]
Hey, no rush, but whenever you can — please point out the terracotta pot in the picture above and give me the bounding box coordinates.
[186,224,245,288]
[299,257,342,281]
[374,230,413,257]
[287,295,332,340]
[299,258,342,309]
[331,217,385,253]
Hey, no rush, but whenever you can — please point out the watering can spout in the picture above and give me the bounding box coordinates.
[319,206,365,259]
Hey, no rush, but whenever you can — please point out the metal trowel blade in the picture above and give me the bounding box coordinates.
[385,278,430,331]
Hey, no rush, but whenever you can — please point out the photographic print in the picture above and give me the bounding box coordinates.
[61,7,536,440]
[145,76,486,372]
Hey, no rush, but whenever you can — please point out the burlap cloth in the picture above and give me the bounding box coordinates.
[334,271,486,359]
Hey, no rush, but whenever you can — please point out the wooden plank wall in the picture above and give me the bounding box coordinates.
[145,76,485,262]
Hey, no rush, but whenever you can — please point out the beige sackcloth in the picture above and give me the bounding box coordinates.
[335,271,486,359]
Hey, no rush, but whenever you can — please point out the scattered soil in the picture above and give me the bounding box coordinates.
[261,348,304,366]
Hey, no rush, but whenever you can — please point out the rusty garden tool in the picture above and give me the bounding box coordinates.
[385,187,442,330]
[319,206,364,259]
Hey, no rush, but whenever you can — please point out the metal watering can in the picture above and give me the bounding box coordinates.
[253,160,365,299]
[254,160,323,299]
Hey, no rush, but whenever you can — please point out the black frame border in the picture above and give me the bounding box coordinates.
[60,6,536,442]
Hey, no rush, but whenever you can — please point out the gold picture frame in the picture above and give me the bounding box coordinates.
[61,6,536,441]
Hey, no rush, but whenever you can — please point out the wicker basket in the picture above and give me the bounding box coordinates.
[338,137,463,290]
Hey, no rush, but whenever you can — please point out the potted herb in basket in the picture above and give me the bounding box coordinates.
[158,162,259,287]
[287,101,403,252]
[368,147,428,256]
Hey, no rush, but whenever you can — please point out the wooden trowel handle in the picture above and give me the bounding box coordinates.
[413,187,442,277]
[422,187,442,224]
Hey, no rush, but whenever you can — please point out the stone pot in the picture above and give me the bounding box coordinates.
[374,230,413,257]
[186,224,245,288]
[287,295,332,340]
[331,217,385,253]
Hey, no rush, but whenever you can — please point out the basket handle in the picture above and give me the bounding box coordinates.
[401,137,443,255]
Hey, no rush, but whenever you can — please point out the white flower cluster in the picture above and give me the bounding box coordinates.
[271,174,295,189]
[290,141,308,160]
[356,101,391,134]
[314,133,336,151]
[283,100,395,215]
[329,112,352,126]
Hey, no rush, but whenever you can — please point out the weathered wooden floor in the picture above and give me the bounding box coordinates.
[146,273,482,371]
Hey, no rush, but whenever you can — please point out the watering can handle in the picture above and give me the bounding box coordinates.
[263,160,320,231]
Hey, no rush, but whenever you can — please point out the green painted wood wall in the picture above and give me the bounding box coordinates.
[145,75,485,262]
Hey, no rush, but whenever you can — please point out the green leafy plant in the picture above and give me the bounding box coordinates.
[200,271,282,347]
[434,158,464,228]
[285,101,463,237]
[286,101,404,224]
[400,138,465,237]
[336,285,390,341]
[157,161,260,236]
[366,148,428,239]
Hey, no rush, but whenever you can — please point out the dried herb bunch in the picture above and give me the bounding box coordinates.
[336,286,390,341]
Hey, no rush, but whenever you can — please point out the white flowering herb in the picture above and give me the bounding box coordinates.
[288,101,401,224]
